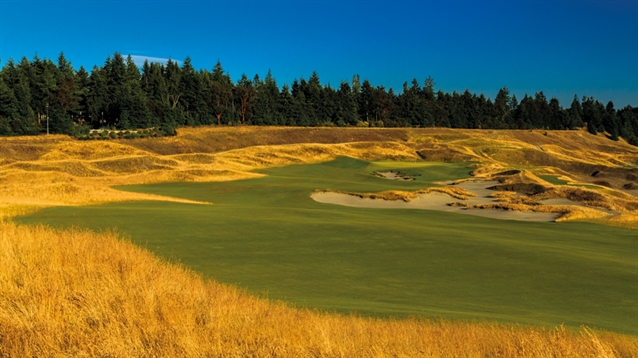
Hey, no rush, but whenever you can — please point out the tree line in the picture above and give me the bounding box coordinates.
[0,52,637,145]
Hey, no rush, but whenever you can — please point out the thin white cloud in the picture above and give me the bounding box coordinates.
[128,55,180,67]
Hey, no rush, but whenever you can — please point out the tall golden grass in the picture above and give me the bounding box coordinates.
[1,220,636,357]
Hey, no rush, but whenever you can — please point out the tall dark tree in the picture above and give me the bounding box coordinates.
[119,55,150,129]
[494,86,512,126]
[618,105,638,145]
[252,70,281,125]
[87,65,108,128]
[179,57,201,125]
[582,97,604,135]
[603,101,619,140]
[30,56,58,129]
[235,73,255,125]
[358,79,374,124]
[2,58,38,134]
[568,95,583,129]
[75,66,90,125]
[204,61,233,125]
[141,61,169,126]
[336,81,358,126]
[0,77,20,134]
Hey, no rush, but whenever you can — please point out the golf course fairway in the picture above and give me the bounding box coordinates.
[17,157,638,334]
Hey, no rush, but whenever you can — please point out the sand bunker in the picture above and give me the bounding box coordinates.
[375,171,414,181]
[312,181,562,222]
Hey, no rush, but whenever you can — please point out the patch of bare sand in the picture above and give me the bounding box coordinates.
[376,171,414,181]
[312,180,563,222]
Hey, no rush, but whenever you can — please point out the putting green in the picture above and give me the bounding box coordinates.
[16,157,638,334]
[539,175,569,185]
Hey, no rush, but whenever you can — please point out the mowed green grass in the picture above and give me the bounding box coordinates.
[17,157,638,334]
[539,174,569,185]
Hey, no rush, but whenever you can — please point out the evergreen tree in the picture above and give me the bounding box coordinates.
[533,91,549,128]
[30,56,58,130]
[75,66,90,125]
[278,83,295,126]
[336,81,358,126]
[548,98,564,130]
[141,61,169,126]
[423,76,436,101]
[358,79,374,124]
[3,58,38,134]
[516,95,535,129]
[235,73,255,125]
[568,95,583,129]
[494,86,513,128]
[121,55,150,129]
[87,65,108,128]
[0,77,19,134]
[319,85,338,125]
[618,105,638,145]
[252,70,280,125]
[205,61,233,125]
[55,52,78,117]
[604,101,619,140]
[179,57,202,125]
[460,90,477,128]
[582,97,604,135]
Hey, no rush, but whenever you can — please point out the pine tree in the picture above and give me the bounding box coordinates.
[568,95,583,129]
[120,55,150,129]
[618,105,638,145]
[141,61,169,127]
[235,74,255,125]
[604,101,619,140]
[87,65,109,128]
[336,81,358,126]
[582,97,603,135]
[252,70,281,125]
[0,77,19,134]
[204,61,233,125]
[494,86,511,126]
[75,66,90,125]
[179,57,206,125]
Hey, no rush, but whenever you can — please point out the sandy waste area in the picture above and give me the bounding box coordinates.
[311,180,574,222]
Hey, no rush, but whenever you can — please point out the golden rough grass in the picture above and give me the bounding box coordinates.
[2,126,638,229]
[605,211,638,229]
[1,220,636,357]
[465,202,610,221]
[0,140,416,218]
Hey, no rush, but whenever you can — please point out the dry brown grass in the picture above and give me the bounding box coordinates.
[464,202,611,221]
[1,220,636,357]
[603,211,638,229]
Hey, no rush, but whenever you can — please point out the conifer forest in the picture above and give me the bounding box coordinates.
[1,52,636,145]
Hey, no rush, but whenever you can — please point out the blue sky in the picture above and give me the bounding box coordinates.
[1,0,637,106]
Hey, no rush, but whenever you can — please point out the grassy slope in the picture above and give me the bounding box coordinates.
[3,127,638,355]
[19,157,638,334]
[2,221,635,357]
